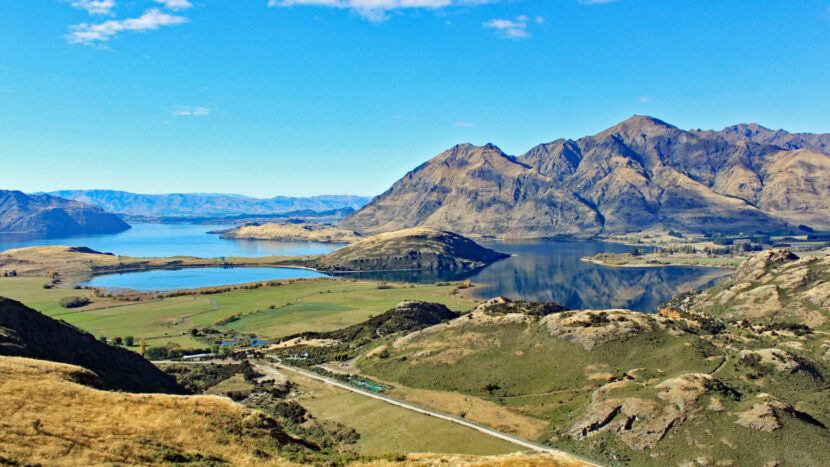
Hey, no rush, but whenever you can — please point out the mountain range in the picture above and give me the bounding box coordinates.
[342,116,830,237]
[48,190,372,217]
[0,190,130,236]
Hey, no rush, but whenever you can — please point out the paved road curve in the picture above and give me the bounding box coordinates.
[260,358,601,467]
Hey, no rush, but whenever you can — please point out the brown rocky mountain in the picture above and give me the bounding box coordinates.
[0,190,130,237]
[342,116,830,237]
[697,123,830,155]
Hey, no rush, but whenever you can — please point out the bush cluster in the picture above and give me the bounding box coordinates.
[59,296,91,308]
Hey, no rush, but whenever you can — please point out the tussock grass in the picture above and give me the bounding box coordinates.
[0,356,300,465]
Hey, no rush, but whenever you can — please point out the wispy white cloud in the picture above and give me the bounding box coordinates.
[483,16,535,39]
[637,96,654,103]
[154,0,193,10]
[268,0,498,22]
[65,8,189,45]
[174,106,211,116]
[68,0,116,16]
[454,121,475,127]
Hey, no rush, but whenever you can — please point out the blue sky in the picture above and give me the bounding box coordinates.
[1,0,829,197]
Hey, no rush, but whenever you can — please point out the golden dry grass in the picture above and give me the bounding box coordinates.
[386,386,549,441]
[0,356,298,466]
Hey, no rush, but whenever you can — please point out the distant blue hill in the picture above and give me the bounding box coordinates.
[46,190,373,217]
[0,190,130,236]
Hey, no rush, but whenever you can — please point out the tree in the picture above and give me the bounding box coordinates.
[139,338,146,356]
[112,336,123,346]
[124,336,135,346]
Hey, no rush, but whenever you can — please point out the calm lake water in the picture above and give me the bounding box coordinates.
[339,240,730,312]
[0,223,342,257]
[76,267,326,292]
[0,224,729,312]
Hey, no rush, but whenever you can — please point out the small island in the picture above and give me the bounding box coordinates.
[217,222,363,244]
[308,228,510,272]
[583,249,748,268]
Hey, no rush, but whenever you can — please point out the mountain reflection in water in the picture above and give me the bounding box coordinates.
[337,240,729,313]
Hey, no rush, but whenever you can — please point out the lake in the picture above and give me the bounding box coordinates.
[337,240,730,312]
[0,224,729,312]
[76,267,327,293]
[0,223,342,258]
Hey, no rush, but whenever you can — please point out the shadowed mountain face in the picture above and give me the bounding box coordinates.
[48,190,372,217]
[0,297,183,394]
[0,190,130,237]
[342,116,830,236]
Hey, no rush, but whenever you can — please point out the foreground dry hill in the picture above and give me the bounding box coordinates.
[0,190,129,236]
[342,116,830,237]
[0,356,308,465]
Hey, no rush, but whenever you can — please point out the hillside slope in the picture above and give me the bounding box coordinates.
[0,297,182,393]
[348,298,830,466]
[310,228,509,272]
[0,190,130,236]
[342,116,830,236]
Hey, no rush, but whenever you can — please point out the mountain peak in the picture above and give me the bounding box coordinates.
[594,115,678,139]
[619,115,675,130]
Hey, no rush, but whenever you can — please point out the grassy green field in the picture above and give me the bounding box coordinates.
[0,277,477,349]
[296,377,520,456]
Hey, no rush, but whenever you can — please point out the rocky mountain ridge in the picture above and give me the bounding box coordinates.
[342,116,830,237]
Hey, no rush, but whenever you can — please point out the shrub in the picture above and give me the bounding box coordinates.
[124,336,135,346]
[112,336,123,346]
[59,296,91,308]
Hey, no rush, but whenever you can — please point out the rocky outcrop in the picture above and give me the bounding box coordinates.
[739,348,806,374]
[569,373,719,450]
[734,394,825,433]
[310,228,509,272]
[343,116,830,236]
[665,248,830,327]
[542,309,660,351]
[0,190,130,237]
